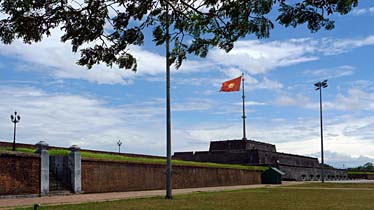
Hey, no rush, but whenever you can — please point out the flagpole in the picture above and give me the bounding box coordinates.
[241,73,247,140]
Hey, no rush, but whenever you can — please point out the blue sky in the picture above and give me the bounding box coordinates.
[0,2,373,168]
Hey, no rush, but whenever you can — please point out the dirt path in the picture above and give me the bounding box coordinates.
[0,182,302,209]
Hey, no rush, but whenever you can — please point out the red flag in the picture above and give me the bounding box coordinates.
[220,76,242,92]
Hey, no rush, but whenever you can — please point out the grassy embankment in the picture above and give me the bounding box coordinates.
[0,146,266,171]
[15,185,374,210]
[347,171,374,175]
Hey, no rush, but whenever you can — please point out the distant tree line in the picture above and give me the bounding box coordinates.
[348,162,374,172]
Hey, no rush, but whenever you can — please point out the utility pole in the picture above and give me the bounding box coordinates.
[165,2,172,200]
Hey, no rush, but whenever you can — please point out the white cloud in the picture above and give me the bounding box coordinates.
[0,85,373,167]
[275,94,313,108]
[351,7,374,16]
[220,67,244,78]
[254,77,283,90]
[173,98,215,112]
[177,115,374,167]
[370,7,374,14]
[303,65,355,80]
[352,8,368,16]
[246,101,267,106]
[326,88,374,111]
[207,35,374,75]
[0,29,211,85]
[323,36,374,55]
[208,39,318,75]
[307,151,374,168]
[2,29,374,85]
[275,85,374,113]
[0,85,167,155]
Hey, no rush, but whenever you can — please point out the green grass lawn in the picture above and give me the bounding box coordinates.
[0,147,36,153]
[287,182,374,189]
[348,171,374,175]
[16,187,374,210]
[80,151,266,171]
[0,146,266,171]
[0,147,70,156]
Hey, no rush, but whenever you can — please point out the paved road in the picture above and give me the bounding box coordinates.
[0,182,302,209]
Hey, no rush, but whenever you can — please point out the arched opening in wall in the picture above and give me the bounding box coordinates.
[316,175,320,180]
[301,174,306,181]
[271,157,277,165]
[310,175,314,181]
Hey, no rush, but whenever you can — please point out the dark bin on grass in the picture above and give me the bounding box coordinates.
[262,167,285,184]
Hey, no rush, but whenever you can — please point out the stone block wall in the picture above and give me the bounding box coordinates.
[256,150,319,168]
[209,140,276,152]
[348,173,374,180]
[81,158,261,193]
[0,152,40,195]
[279,165,347,181]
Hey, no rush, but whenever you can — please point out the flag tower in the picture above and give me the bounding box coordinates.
[220,73,247,140]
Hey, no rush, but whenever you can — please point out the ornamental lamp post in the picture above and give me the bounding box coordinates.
[314,80,328,183]
[10,111,21,151]
[117,140,122,155]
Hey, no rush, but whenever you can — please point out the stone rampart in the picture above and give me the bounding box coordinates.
[255,150,319,167]
[174,139,347,181]
[209,140,276,152]
[279,165,347,181]
[174,149,319,169]
[348,173,374,180]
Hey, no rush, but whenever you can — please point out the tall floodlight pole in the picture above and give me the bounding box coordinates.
[117,140,122,155]
[10,111,21,151]
[315,80,328,183]
[241,73,247,140]
[165,3,172,200]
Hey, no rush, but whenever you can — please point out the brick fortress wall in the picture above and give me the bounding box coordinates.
[81,158,261,193]
[0,152,40,195]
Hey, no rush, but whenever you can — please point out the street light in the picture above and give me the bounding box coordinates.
[10,111,21,151]
[117,140,123,155]
[315,79,328,183]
